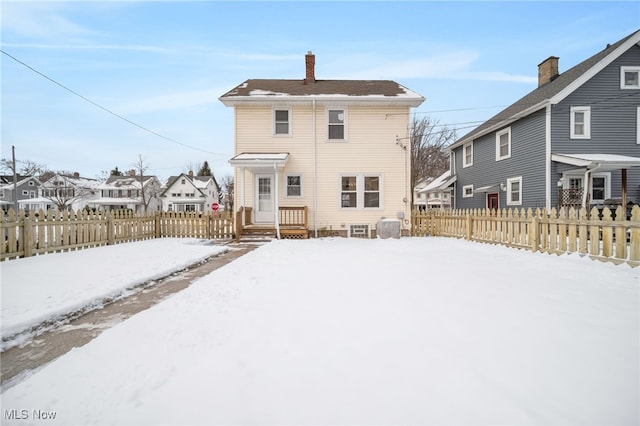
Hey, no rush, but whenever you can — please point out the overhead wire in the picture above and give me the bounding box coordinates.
[1,49,230,157]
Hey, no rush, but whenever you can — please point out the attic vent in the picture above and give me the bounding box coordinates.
[349,224,370,238]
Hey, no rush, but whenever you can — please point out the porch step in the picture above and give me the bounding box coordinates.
[239,227,277,243]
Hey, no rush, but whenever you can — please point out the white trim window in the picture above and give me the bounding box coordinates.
[462,184,474,198]
[506,176,522,206]
[621,66,640,89]
[285,174,302,197]
[340,174,382,209]
[327,108,346,141]
[496,127,511,161]
[570,106,591,139]
[462,142,473,168]
[274,108,291,136]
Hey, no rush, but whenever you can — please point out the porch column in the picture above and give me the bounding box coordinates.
[241,167,246,227]
[581,170,591,209]
[622,169,628,211]
[274,164,281,239]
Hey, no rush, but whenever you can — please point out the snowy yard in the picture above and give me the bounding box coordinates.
[1,237,638,425]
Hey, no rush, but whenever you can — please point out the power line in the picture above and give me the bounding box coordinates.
[1,49,229,157]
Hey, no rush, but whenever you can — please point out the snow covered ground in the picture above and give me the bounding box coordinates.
[1,237,638,425]
[1,238,228,349]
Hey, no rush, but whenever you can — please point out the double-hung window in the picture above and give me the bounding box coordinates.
[462,184,474,198]
[621,66,640,89]
[274,108,291,136]
[570,106,591,139]
[340,174,381,209]
[328,108,346,140]
[462,142,473,168]
[506,176,522,206]
[286,175,302,197]
[496,127,511,161]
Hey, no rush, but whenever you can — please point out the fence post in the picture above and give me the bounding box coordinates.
[23,211,33,257]
[529,210,539,252]
[465,212,472,240]
[155,212,161,239]
[107,212,115,245]
[629,206,640,266]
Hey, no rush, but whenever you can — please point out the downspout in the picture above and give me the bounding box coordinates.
[274,163,280,239]
[313,99,318,238]
[241,167,246,227]
[545,104,551,211]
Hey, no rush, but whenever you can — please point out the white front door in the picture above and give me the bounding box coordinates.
[254,174,275,223]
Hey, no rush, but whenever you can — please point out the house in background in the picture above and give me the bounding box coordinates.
[418,170,455,210]
[412,177,434,211]
[160,171,221,212]
[220,51,424,238]
[23,172,100,212]
[91,171,162,213]
[0,175,41,213]
[449,29,640,213]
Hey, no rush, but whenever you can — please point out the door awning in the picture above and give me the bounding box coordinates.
[229,153,289,170]
[551,153,640,171]
[474,184,500,193]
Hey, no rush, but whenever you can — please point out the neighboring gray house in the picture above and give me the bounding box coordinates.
[449,29,640,213]
[0,175,41,213]
[90,171,162,213]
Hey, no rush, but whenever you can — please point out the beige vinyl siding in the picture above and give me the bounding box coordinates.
[234,103,412,232]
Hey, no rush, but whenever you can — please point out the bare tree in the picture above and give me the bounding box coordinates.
[41,174,94,211]
[409,116,456,205]
[132,155,159,213]
[220,174,234,212]
[0,158,49,178]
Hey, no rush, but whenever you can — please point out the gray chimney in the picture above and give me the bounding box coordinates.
[304,51,315,84]
[538,56,559,87]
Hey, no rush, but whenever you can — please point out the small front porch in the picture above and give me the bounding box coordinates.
[235,206,309,241]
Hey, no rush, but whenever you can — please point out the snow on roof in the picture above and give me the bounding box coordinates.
[551,153,640,171]
[419,171,455,193]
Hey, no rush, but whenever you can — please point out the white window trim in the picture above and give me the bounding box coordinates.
[462,142,473,168]
[621,66,640,89]
[273,107,292,136]
[637,106,640,144]
[326,107,348,142]
[506,176,522,206]
[338,173,383,209]
[570,106,591,139]
[462,184,474,198]
[495,127,511,161]
[284,174,303,198]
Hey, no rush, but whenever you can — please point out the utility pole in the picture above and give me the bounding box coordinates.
[12,145,18,212]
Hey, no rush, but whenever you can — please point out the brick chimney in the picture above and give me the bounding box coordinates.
[188,170,194,177]
[538,56,559,87]
[304,51,315,84]
[129,169,136,176]
[73,172,80,178]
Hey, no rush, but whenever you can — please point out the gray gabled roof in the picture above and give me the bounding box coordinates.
[451,29,640,149]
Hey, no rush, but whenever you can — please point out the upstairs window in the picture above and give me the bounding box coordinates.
[496,127,511,161]
[570,106,591,139]
[274,108,291,135]
[328,108,346,140]
[463,142,473,168]
[462,184,474,198]
[621,66,640,89]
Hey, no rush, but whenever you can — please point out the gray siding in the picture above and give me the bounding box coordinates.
[551,45,640,205]
[455,109,547,210]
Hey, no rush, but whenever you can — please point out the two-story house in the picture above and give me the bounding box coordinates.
[91,171,162,213]
[449,29,640,213]
[418,170,454,210]
[220,52,424,238]
[0,175,41,213]
[27,172,100,212]
[160,171,221,212]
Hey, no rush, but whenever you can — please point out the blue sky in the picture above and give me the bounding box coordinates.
[2,1,638,182]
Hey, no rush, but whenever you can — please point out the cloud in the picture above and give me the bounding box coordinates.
[1,42,172,54]
[1,2,98,40]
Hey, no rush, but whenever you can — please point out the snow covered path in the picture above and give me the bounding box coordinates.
[1,238,228,346]
[2,238,638,425]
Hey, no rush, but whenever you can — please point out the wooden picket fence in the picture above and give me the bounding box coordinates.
[412,205,640,267]
[1,209,234,261]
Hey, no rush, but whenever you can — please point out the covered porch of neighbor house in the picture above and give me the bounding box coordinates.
[230,153,308,240]
[552,153,640,217]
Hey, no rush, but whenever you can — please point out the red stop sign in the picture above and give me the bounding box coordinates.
[211,202,219,211]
